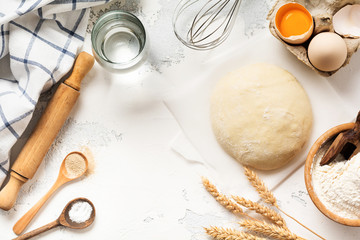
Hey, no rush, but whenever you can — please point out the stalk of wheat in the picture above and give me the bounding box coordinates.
[243,166,277,206]
[201,177,244,214]
[243,166,325,240]
[205,226,266,240]
[239,220,306,240]
[232,195,287,229]
[202,173,326,240]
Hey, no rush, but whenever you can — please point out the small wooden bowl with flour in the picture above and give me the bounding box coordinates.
[305,122,360,226]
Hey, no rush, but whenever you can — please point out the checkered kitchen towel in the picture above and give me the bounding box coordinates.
[0,0,109,186]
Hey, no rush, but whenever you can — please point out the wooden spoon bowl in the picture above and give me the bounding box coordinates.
[305,122,360,226]
[62,197,96,229]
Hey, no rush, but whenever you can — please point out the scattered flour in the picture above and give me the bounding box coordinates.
[312,146,360,219]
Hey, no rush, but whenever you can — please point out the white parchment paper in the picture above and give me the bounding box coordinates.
[164,31,357,194]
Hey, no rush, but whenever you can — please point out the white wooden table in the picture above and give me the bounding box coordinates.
[1,1,360,239]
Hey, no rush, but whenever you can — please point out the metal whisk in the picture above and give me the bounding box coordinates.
[173,0,241,50]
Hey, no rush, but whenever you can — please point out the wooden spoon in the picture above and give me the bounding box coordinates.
[13,152,88,235]
[13,197,95,240]
[320,111,360,165]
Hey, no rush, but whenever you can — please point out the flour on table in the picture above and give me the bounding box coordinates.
[14,118,122,204]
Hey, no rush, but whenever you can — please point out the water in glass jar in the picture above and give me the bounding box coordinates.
[101,26,141,64]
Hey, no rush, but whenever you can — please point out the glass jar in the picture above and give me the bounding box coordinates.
[91,10,147,70]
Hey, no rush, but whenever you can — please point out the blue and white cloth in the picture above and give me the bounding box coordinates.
[0,0,109,186]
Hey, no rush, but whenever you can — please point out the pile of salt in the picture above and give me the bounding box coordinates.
[69,201,93,223]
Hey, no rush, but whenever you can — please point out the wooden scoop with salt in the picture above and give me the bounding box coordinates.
[13,152,88,235]
[13,197,95,240]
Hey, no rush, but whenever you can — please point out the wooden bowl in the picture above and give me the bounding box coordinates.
[305,122,360,226]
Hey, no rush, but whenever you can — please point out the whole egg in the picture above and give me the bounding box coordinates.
[307,32,347,72]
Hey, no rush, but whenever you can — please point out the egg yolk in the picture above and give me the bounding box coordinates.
[279,9,312,37]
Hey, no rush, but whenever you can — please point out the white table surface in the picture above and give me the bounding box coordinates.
[1,0,360,239]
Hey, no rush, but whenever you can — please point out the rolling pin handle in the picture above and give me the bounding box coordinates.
[0,172,27,211]
[64,52,95,91]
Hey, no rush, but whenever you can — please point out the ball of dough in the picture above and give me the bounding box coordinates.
[210,63,312,170]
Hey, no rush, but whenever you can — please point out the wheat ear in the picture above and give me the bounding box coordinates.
[243,166,277,205]
[205,226,266,240]
[202,177,244,214]
[243,166,325,240]
[232,195,287,229]
[239,220,306,240]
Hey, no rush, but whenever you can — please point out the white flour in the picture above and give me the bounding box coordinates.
[312,147,360,219]
[69,201,93,223]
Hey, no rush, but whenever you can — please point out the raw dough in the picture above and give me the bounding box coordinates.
[210,63,312,170]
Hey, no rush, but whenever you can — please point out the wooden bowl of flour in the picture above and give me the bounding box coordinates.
[305,122,360,226]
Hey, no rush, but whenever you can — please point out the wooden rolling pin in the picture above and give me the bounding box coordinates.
[0,52,94,211]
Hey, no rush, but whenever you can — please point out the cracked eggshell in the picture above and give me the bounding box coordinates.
[333,4,360,38]
[268,0,360,77]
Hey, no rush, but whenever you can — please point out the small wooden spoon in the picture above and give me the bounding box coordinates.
[13,152,88,235]
[13,197,95,240]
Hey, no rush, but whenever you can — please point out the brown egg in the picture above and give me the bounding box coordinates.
[307,32,347,72]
